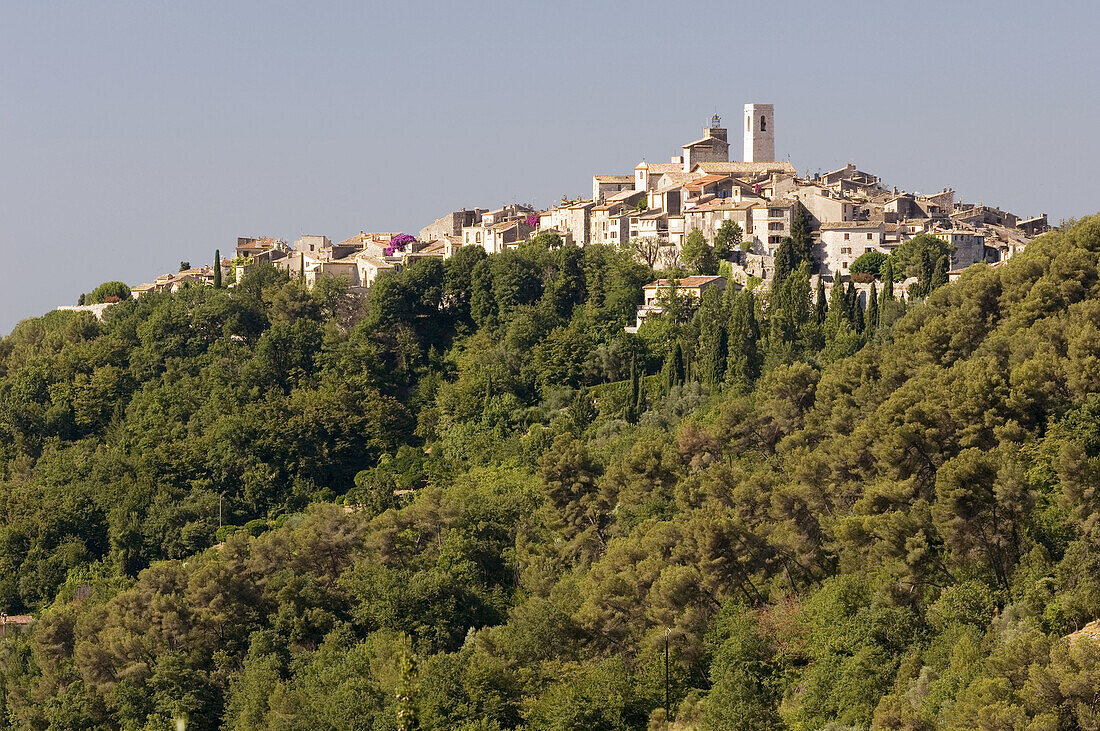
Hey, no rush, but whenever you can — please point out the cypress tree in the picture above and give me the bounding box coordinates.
[697,287,728,387]
[930,254,949,291]
[726,289,760,385]
[791,202,813,267]
[744,290,760,381]
[867,281,879,333]
[773,238,795,287]
[915,248,935,296]
[815,277,827,325]
[299,252,305,283]
[882,259,895,301]
[627,356,640,423]
[213,249,222,288]
[848,282,864,333]
[824,277,851,343]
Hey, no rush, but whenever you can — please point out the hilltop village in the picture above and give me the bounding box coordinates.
[106,103,1049,322]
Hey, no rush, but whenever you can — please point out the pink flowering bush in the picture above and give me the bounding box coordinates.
[390,234,416,251]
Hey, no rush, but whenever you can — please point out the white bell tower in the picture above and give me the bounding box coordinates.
[743,103,774,163]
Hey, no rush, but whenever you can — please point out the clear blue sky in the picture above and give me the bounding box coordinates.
[2,0,1098,334]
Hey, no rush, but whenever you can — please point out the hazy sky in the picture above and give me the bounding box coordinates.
[2,1,1098,334]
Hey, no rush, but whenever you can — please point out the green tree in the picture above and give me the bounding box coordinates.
[866,281,879,334]
[682,228,709,274]
[890,233,953,281]
[702,604,782,731]
[214,249,222,288]
[726,289,761,385]
[713,220,742,261]
[696,286,728,387]
[664,341,686,391]
[773,238,796,287]
[790,202,813,267]
[846,280,864,333]
[83,280,131,304]
[849,250,887,276]
[815,277,827,325]
[930,254,949,291]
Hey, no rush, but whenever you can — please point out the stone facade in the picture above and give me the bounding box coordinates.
[743,103,775,163]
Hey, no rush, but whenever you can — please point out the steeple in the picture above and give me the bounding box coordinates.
[744,103,775,163]
[704,112,727,142]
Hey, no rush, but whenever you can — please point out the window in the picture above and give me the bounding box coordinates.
[843,233,850,240]
[841,247,851,254]
[768,208,783,217]
[768,222,783,230]
[760,116,767,132]
[842,262,849,270]
[867,233,874,240]
[747,115,751,131]
[769,235,781,244]
[865,247,874,253]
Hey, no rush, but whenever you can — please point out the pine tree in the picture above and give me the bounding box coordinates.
[867,281,879,334]
[213,249,222,289]
[815,277,827,325]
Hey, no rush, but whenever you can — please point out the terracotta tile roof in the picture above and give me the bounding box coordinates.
[693,161,796,175]
[687,198,757,211]
[684,174,731,191]
[643,162,684,174]
[682,136,729,148]
[820,221,885,230]
[0,614,33,625]
[593,174,634,182]
[644,275,726,289]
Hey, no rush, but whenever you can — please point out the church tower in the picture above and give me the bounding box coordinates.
[743,103,774,163]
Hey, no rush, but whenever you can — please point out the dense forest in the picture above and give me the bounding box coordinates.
[1,216,1100,729]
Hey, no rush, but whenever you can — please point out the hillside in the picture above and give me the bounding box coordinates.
[2,218,1100,728]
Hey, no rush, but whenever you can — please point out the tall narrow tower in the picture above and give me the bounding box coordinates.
[743,103,774,163]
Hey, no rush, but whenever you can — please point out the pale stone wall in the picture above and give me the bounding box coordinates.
[419,209,483,242]
[743,103,775,163]
[749,202,794,255]
[820,224,887,278]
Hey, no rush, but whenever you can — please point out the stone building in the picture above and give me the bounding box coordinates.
[743,103,775,163]
[418,208,484,242]
[819,222,887,278]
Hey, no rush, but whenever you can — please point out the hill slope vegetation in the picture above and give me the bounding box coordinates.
[1,219,1100,728]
